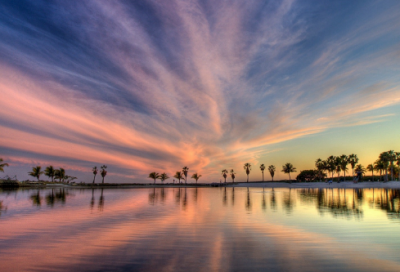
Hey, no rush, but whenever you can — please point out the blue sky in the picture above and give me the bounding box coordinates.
[0,0,399,182]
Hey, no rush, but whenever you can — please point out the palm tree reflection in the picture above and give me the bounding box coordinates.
[98,189,104,211]
[374,189,400,220]
[46,189,55,206]
[223,187,227,206]
[262,188,266,211]
[231,187,235,206]
[30,190,42,206]
[245,188,252,211]
[90,189,95,210]
[299,188,363,219]
[270,188,277,211]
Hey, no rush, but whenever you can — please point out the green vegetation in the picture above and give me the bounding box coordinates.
[296,170,325,182]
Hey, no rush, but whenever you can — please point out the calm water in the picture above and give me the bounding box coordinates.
[0,187,399,272]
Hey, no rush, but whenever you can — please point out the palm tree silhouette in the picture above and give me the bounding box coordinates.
[281,163,297,180]
[340,155,349,181]
[92,166,98,184]
[54,168,66,183]
[366,164,374,181]
[222,169,228,183]
[327,156,336,180]
[387,150,397,181]
[160,173,169,184]
[0,158,9,172]
[29,166,44,181]
[230,169,236,183]
[100,165,107,183]
[268,165,276,181]
[149,172,160,184]
[379,152,390,181]
[374,159,385,181]
[348,154,359,176]
[244,163,251,182]
[182,166,189,184]
[260,164,266,182]
[44,166,55,182]
[315,159,324,181]
[174,171,184,184]
[335,156,342,181]
[191,173,202,184]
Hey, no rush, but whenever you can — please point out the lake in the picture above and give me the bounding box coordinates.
[0,187,399,271]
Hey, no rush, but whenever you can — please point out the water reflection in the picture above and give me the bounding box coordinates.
[374,189,400,220]
[98,189,104,211]
[299,188,363,219]
[245,187,252,211]
[1,187,400,271]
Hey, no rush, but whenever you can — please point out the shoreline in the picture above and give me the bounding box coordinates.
[2,181,400,189]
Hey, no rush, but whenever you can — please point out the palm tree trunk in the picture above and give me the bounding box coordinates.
[391,163,394,181]
[262,171,264,182]
[102,177,104,184]
[93,175,96,184]
[247,175,249,182]
[289,173,291,180]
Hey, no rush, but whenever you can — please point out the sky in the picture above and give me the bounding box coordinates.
[0,0,400,183]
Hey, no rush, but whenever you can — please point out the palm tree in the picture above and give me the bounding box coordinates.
[340,155,349,181]
[29,166,44,181]
[268,165,276,181]
[230,169,236,183]
[149,172,160,184]
[160,173,169,183]
[326,156,336,180]
[397,152,400,181]
[54,168,65,183]
[92,166,98,184]
[45,166,55,182]
[379,152,390,182]
[387,150,397,181]
[374,159,385,181]
[191,173,202,183]
[182,166,189,184]
[281,163,297,180]
[244,163,251,182]
[348,154,359,176]
[355,164,366,175]
[315,158,324,181]
[174,171,184,183]
[222,169,228,183]
[335,156,342,181]
[100,165,107,183]
[0,158,9,172]
[366,164,374,181]
[260,164,266,182]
